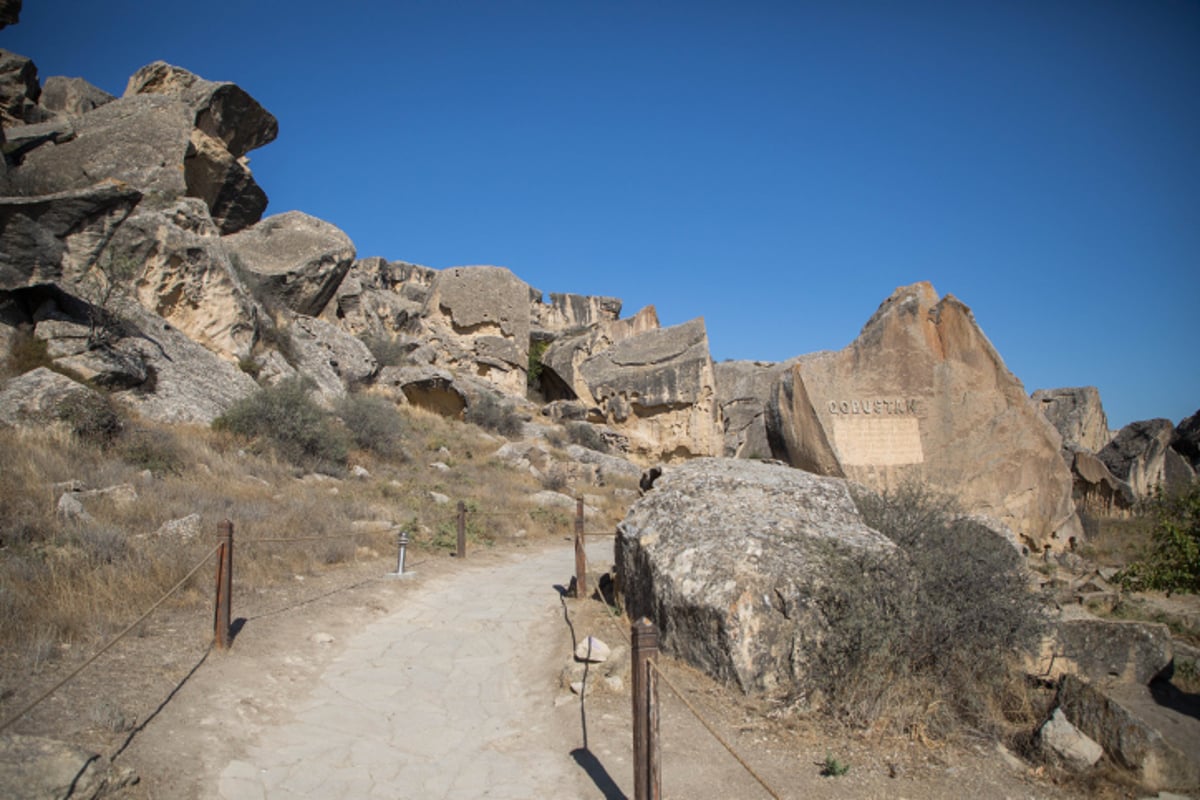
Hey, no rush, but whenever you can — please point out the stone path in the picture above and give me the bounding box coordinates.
[213,542,601,799]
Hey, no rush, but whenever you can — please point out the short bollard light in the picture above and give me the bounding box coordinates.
[388,529,413,579]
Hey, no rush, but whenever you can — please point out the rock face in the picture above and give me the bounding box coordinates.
[0,366,98,425]
[765,282,1078,550]
[616,458,906,694]
[285,314,378,400]
[110,197,259,361]
[540,305,660,402]
[531,291,621,337]
[715,359,795,459]
[224,211,355,317]
[1033,387,1111,454]
[0,49,41,127]
[1175,409,1200,470]
[411,265,531,395]
[1100,419,1196,499]
[322,257,436,339]
[39,75,114,116]
[570,317,723,461]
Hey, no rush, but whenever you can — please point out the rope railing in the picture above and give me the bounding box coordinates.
[0,542,222,734]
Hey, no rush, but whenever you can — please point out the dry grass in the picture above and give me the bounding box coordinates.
[0,400,635,678]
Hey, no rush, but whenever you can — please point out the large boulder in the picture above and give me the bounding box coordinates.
[0,49,40,127]
[284,314,377,400]
[411,265,531,395]
[224,211,355,317]
[39,75,114,116]
[124,61,277,159]
[322,257,435,339]
[1071,449,1135,514]
[1034,617,1173,686]
[540,304,660,402]
[0,181,141,291]
[4,93,192,199]
[765,282,1078,550]
[571,317,723,461]
[109,197,259,361]
[1175,409,1200,470]
[1100,419,1196,500]
[531,290,621,337]
[616,458,907,694]
[0,1,21,30]
[715,359,795,459]
[183,127,268,234]
[0,366,98,426]
[1032,386,1112,454]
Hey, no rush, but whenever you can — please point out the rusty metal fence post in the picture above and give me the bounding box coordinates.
[456,500,466,559]
[574,496,587,599]
[632,617,661,800]
[214,520,234,649]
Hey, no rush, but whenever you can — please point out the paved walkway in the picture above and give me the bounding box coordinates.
[214,542,606,799]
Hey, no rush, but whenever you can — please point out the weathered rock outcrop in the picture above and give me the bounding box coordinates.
[1100,419,1196,499]
[124,61,277,160]
[715,359,795,459]
[110,197,258,361]
[184,127,268,234]
[616,458,906,694]
[224,211,355,317]
[0,366,98,425]
[0,1,21,30]
[765,282,1078,550]
[1071,449,1135,514]
[322,257,435,339]
[0,181,141,291]
[39,75,114,116]
[574,317,722,461]
[285,314,377,400]
[410,265,531,395]
[0,49,40,127]
[531,291,621,337]
[539,304,660,403]
[1175,409,1200,470]
[1033,386,1111,454]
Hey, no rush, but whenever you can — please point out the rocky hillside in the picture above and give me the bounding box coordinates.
[1,49,1196,556]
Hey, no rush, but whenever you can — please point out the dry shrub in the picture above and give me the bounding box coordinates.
[464,392,523,438]
[335,393,408,461]
[213,377,350,471]
[565,421,608,453]
[819,482,1048,739]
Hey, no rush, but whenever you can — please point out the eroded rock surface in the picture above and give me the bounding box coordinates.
[1033,386,1112,454]
[766,282,1078,550]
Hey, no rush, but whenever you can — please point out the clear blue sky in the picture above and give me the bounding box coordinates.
[6,1,1197,429]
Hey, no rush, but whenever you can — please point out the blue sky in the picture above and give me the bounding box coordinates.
[6,1,1197,428]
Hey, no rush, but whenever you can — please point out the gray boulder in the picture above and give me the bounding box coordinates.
[1039,707,1104,771]
[531,291,621,337]
[0,1,20,29]
[375,365,464,416]
[0,49,40,127]
[1071,449,1135,514]
[1174,409,1200,470]
[5,93,192,199]
[0,181,141,291]
[0,366,96,426]
[35,317,149,387]
[1033,386,1112,454]
[616,458,906,694]
[184,127,268,234]
[715,359,795,459]
[1100,419,1196,499]
[40,75,114,116]
[224,211,355,317]
[321,257,433,339]
[1037,617,1173,686]
[284,314,378,400]
[124,61,277,159]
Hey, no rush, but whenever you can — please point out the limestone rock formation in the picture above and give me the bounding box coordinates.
[322,257,436,339]
[1037,618,1173,686]
[1100,419,1196,499]
[124,61,278,159]
[1033,386,1112,454]
[715,359,795,459]
[616,458,906,694]
[375,365,463,416]
[531,291,621,337]
[0,181,141,291]
[0,0,21,29]
[765,282,1078,550]
[564,317,722,461]
[39,75,114,116]
[285,314,377,400]
[410,265,531,395]
[0,366,98,425]
[1071,449,1135,514]
[4,93,193,199]
[0,49,41,127]
[184,127,268,234]
[1175,409,1200,470]
[224,211,355,317]
[110,197,259,361]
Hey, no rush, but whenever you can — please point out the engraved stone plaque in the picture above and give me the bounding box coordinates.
[832,416,924,466]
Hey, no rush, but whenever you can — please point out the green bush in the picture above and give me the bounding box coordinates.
[334,393,408,460]
[527,339,549,388]
[1118,481,1200,594]
[826,482,1045,735]
[213,378,349,469]
[464,393,523,438]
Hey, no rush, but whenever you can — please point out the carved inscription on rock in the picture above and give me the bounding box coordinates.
[832,416,924,466]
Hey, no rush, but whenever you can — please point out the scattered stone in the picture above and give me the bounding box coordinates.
[155,513,202,540]
[429,491,450,505]
[1039,707,1103,770]
[310,632,335,645]
[574,636,611,663]
[351,465,371,479]
[429,462,450,473]
[55,491,87,520]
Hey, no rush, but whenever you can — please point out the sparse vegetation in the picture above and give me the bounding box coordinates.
[55,389,126,446]
[464,392,523,437]
[823,482,1047,739]
[820,754,850,777]
[527,339,549,388]
[565,420,608,453]
[361,334,413,367]
[5,326,54,376]
[213,377,350,470]
[1117,481,1200,594]
[335,393,408,461]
